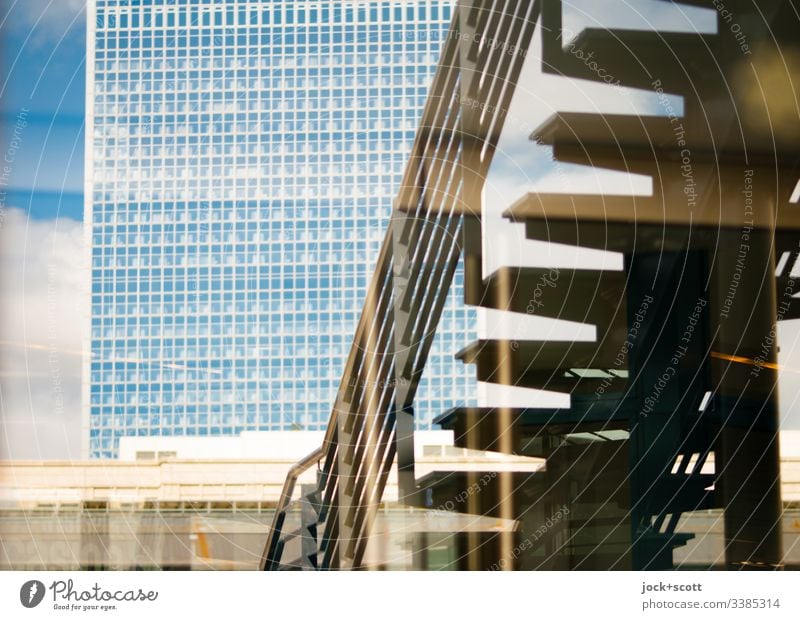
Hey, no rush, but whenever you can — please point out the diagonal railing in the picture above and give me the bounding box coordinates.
[260,0,540,571]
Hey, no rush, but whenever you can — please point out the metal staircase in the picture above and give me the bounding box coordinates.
[261,0,540,570]
[263,0,798,570]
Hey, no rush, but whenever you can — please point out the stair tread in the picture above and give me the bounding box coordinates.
[505,189,800,234]
[434,403,631,429]
[457,339,622,368]
[416,469,542,491]
[476,266,626,326]
[456,339,630,391]
[531,112,675,154]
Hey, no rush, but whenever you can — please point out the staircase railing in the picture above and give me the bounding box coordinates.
[260,0,540,570]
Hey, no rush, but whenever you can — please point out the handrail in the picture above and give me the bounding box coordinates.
[260,0,540,570]
[259,411,337,570]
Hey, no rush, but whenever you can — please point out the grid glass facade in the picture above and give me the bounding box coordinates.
[86,0,476,458]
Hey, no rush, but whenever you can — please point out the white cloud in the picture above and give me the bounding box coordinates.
[0,208,86,460]
[562,0,717,38]
[5,0,85,47]
[14,0,85,27]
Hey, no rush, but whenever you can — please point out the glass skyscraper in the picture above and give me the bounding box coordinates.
[85,0,476,458]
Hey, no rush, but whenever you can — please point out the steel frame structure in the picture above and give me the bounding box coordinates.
[263,0,798,570]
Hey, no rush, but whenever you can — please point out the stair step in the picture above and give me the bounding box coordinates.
[457,339,629,392]
[479,266,626,327]
[278,531,302,564]
[458,339,623,370]
[277,556,308,571]
[574,29,711,91]
[652,0,718,6]
[434,405,629,456]
[504,191,672,252]
[416,470,545,520]
[532,112,675,165]
[505,190,800,253]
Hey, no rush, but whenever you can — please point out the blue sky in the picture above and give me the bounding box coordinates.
[1,0,86,220]
[1,1,88,460]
